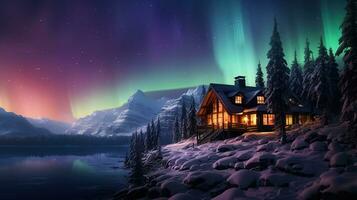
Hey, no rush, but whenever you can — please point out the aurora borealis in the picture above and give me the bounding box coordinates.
[0,0,344,122]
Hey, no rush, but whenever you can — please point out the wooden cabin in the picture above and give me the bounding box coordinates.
[197,76,312,142]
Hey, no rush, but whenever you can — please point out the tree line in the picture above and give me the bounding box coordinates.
[258,0,357,143]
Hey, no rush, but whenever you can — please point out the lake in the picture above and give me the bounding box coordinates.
[0,146,129,200]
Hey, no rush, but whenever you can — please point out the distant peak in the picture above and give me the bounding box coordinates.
[128,89,147,103]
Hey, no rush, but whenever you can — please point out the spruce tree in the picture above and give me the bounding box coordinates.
[289,51,303,97]
[327,48,340,115]
[128,131,137,167]
[265,19,290,144]
[129,132,145,186]
[145,123,152,151]
[309,37,330,124]
[173,115,181,143]
[180,98,188,139]
[302,39,315,103]
[255,61,265,88]
[187,97,198,138]
[156,118,161,149]
[150,120,156,148]
[336,0,357,133]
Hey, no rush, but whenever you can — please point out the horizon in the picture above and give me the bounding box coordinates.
[0,0,344,122]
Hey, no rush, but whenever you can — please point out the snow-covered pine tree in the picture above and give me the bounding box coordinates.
[128,131,138,167]
[145,123,152,151]
[302,38,315,105]
[124,152,130,168]
[187,96,198,138]
[309,37,330,125]
[327,48,340,115]
[336,0,357,133]
[289,51,303,97]
[265,19,290,144]
[180,98,188,139]
[156,118,161,149]
[150,120,156,149]
[129,132,145,186]
[255,61,265,88]
[173,115,181,143]
[139,130,145,154]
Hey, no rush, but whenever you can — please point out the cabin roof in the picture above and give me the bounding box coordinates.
[197,83,310,115]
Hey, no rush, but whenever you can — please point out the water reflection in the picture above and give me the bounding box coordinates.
[0,146,129,200]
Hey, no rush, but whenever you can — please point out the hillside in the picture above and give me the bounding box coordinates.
[117,122,357,199]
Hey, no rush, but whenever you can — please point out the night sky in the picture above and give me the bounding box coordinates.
[0,0,344,122]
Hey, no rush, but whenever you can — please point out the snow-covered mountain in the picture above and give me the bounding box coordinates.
[27,118,71,134]
[0,108,52,136]
[67,90,166,136]
[67,86,207,139]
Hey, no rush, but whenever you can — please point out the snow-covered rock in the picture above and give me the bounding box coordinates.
[169,193,196,200]
[183,171,226,190]
[309,141,327,151]
[216,144,238,152]
[235,151,254,161]
[330,152,351,167]
[244,152,276,170]
[291,137,308,150]
[213,156,238,170]
[160,180,187,196]
[227,169,260,189]
[212,188,245,200]
[276,155,327,177]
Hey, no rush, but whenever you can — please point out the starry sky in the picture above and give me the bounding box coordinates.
[0,0,344,122]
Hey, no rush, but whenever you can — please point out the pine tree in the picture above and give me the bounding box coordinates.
[124,152,130,168]
[289,51,303,97]
[265,19,290,144]
[145,123,152,151]
[187,96,198,138]
[138,130,145,154]
[180,98,188,139]
[255,61,265,88]
[128,131,138,167]
[173,115,181,143]
[129,132,145,186]
[156,118,161,149]
[327,48,340,115]
[309,37,331,124]
[150,120,156,148]
[336,0,357,133]
[302,38,315,104]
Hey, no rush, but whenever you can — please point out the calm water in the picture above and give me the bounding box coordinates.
[0,146,129,200]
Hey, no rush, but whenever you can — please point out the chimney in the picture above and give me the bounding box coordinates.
[234,76,246,88]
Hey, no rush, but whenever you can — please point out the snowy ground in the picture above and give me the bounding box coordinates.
[118,122,357,200]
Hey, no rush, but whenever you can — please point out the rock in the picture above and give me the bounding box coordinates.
[258,138,269,145]
[213,156,238,170]
[276,156,320,177]
[259,173,291,187]
[148,187,161,199]
[291,137,308,150]
[217,144,238,152]
[169,193,196,200]
[244,152,276,170]
[126,186,148,199]
[304,131,326,143]
[256,142,274,152]
[183,171,225,190]
[328,142,344,152]
[309,141,327,151]
[330,152,351,167]
[234,162,245,170]
[212,188,245,200]
[242,134,258,142]
[161,180,187,197]
[227,169,260,189]
[235,151,254,161]
[324,151,336,161]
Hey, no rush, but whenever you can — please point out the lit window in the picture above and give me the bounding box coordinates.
[257,96,265,104]
[213,101,217,113]
[250,114,257,126]
[218,101,223,112]
[235,96,242,104]
[286,114,293,125]
[263,114,275,125]
[207,115,212,125]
